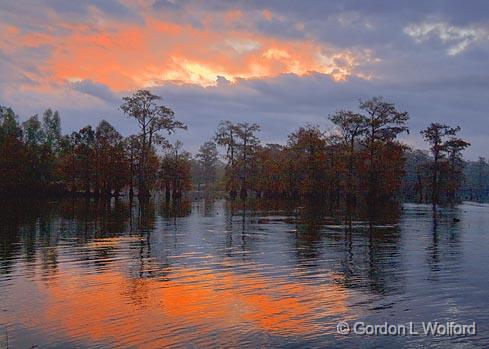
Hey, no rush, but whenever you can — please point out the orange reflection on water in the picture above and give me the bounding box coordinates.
[13,262,351,347]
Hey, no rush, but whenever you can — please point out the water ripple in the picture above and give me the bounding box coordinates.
[0,199,488,347]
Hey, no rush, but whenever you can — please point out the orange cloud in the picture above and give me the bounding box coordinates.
[1,11,375,92]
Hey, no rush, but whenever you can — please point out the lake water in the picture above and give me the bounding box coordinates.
[1,198,488,348]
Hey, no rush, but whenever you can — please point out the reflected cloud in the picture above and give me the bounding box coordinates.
[5,263,351,347]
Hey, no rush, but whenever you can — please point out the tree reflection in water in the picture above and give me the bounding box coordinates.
[0,197,479,348]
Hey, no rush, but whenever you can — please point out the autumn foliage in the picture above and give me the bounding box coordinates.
[0,91,190,201]
[0,94,470,209]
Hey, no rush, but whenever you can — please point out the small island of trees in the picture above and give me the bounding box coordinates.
[0,90,482,214]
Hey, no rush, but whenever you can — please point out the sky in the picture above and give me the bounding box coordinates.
[1,0,488,158]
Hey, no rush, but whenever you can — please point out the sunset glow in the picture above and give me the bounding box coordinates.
[1,11,370,91]
[2,1,486,157]
[5,260,353,347]
[1,2,489,348]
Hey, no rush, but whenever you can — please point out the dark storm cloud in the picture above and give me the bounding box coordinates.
[68,79,120,104]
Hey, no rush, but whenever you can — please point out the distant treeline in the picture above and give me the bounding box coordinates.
[0,91,473,209]
[404,150,489,203]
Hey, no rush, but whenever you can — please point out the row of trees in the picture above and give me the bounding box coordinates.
[211,97,471,210]
[0,91,195,200]
[0,93,472,209]
[213,97,409,213]
[1,107,63,195]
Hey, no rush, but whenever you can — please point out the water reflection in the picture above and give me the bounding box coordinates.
[0,198,488,347]
[4,264,352,347]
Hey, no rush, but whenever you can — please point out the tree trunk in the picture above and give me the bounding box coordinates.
[432,152,438,211]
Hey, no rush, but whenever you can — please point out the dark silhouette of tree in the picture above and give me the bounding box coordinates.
[42,108,61,153]
[77,126,95,197]
[234,122,260,199]
[402,149,432,203]
[421,123,462,209]
[0,106,25,196]
[324,134,344,209]
[287,125,327,198]
[124,135,140,199]
[22,115,45,189]
[195,140,219,191]
[120,90,186,198]
[22,115,44,146]
[359,97,409,206]
[94,120,129,198]
[215,120,239,198]
[330,110,366,208]
[445,137,470,204]
[477,157,487,201]
[254,143,287,198]
[160,141,192,201]
[59,131,78,195]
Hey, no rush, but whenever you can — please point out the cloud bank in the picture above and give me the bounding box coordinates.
[1,0,488,158]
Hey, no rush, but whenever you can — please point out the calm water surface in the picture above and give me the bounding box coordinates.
[0,198,488,348]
